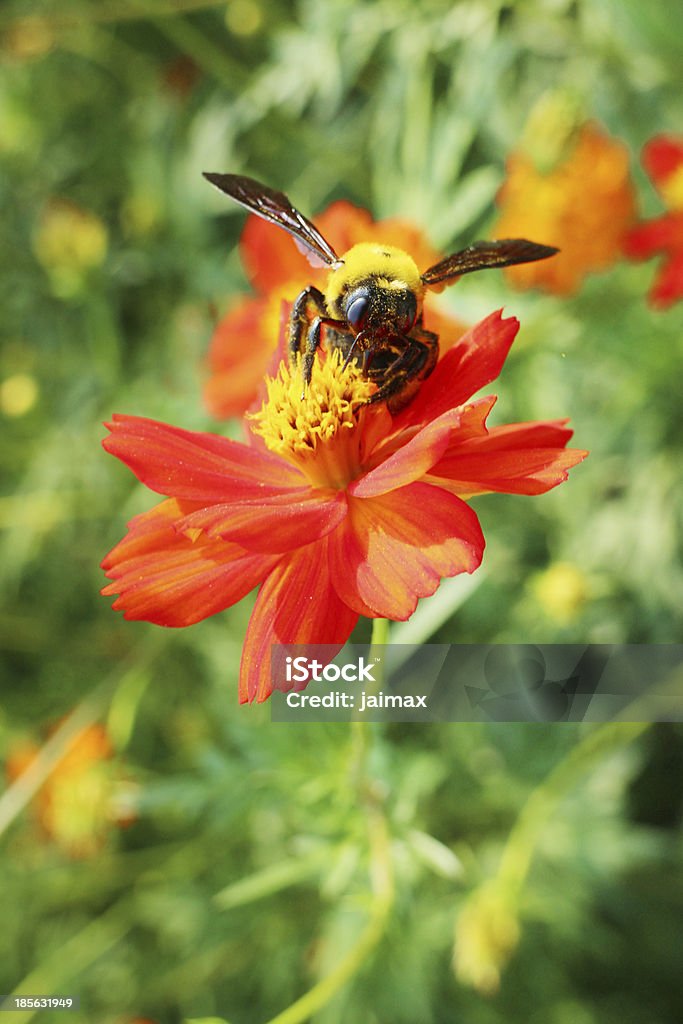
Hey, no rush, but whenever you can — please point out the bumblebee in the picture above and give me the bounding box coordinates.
[204,172,558,411]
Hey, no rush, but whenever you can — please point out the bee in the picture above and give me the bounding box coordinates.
[204,172,558,411]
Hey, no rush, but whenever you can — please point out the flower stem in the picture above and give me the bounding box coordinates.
[369,615,390,661]
[263,620,394,1024]
[263,804,394,1024]
[497,719,650,896]
[454,719,652,993]
[351,616,390,751]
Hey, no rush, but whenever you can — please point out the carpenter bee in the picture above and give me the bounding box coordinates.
[204,172,558,411]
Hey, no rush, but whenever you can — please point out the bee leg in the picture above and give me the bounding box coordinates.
[341,333,363,370]
[367,327,439,413]
[287,286,327,368]
[287,286,348,388]
[360,346,374,374]
[302,316,351,386]
[386,327,438,413]
[412,324,439,381]
[365,340,423,407]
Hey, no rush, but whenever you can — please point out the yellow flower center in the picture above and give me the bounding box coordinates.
[249,351,375,489]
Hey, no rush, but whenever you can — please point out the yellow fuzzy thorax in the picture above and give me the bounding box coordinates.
[325,242,423,311]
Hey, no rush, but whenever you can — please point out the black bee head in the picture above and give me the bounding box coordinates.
[344,283,417,339]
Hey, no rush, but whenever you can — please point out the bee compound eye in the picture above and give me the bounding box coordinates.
[345,293,370,330]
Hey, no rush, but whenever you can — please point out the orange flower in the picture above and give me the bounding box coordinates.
[5,724,134,858]
[623,135,683,308]
[102,311,586,704]
[204,201,465,418]
[494,123,636,294]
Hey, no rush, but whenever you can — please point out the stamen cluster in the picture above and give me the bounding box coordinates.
[249,352,375,488]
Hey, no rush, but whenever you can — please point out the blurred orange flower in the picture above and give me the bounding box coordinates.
[623,135,683,308]
[5,723,135,858]
[494,123,636,295]
[204,200,465,418]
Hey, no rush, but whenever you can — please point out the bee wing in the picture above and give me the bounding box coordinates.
[203,172,341,269]
[421,239,559,288]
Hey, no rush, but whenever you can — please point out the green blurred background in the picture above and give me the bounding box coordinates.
[1,1,683,1022]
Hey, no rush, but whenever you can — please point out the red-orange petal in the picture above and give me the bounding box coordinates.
[351,408,458,498]
[241,213,329,293]
[239,537,358,703]
[392,311,519,430]
[315,201,376,255]
[642,135,683,190]
[174,488,348,553]
[623,214,683,259]
[101,499,276,626]
[648,250,683,308]
[421,299,467,356]
[103,414,304,502]
[370,395,495,467]
[429,420,587,496]
[328,482,484,620]
[203,296,275,418]
[317,201,443,271]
